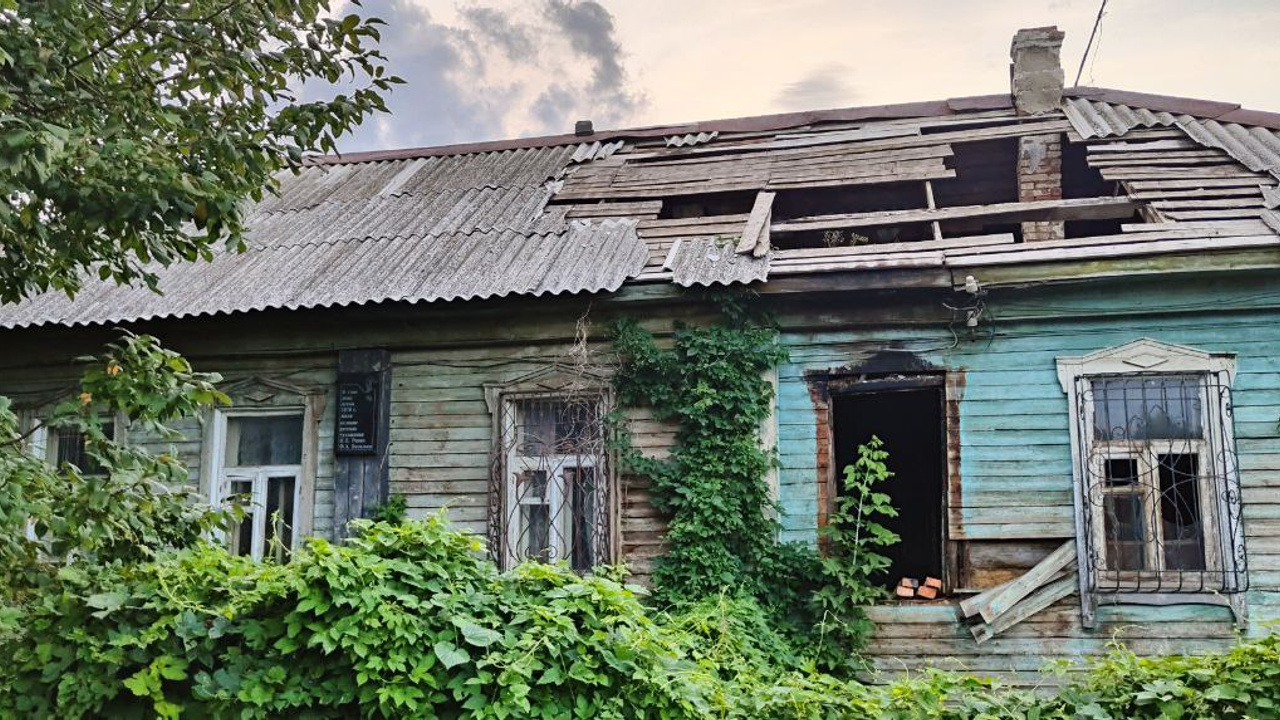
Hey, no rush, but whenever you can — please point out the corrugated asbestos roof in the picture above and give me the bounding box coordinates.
[3,85,1280,330]
[1177,119,1280,180]
[663,238,769,287]
[1063,97,1177,138]
[0,221,646,329]
[1065,98,1280,180]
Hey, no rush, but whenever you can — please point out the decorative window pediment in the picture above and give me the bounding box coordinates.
[1057,339,1246,628]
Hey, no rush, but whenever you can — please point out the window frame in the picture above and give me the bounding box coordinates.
[487,382,617,573]
[1058,339,1245,627]
[207,406,310,561]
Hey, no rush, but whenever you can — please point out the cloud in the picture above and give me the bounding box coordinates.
[773,64,857,111]
[325,0,646,153]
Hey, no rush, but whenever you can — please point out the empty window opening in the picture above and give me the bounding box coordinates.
[831,380,946,591]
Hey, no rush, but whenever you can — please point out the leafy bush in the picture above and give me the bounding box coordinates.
[0,517,713,718]
[7,514,1277,719]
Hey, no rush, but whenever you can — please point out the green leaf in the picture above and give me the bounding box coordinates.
[433,641,469,669]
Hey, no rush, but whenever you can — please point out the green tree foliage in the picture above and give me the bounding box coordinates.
[610,298,904,672]
[0,332,231,599]
[0,0,400,302]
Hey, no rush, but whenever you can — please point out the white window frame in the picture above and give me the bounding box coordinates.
[1058,338,1243,626]
[207,407,306,561]
[497,392,609,571]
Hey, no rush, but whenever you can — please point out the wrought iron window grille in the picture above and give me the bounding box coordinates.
[1074,371,1247,595]
[491,394,612,572]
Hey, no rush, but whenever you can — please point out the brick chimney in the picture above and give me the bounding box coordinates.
[1010,27,1066,242]
[1010,26,1065,115]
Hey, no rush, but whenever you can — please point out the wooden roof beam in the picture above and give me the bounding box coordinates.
[771,196,1138,234]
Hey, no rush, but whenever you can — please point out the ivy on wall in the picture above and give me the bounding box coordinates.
[610,297,788,603]
[609,295,898,671]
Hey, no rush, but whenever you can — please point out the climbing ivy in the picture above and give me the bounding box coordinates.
[610,296,789,604]
[610,295,900,671]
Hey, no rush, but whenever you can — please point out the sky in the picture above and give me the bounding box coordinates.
[334,0,1280,153]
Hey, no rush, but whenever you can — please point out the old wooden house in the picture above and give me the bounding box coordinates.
[3,27,1280,680]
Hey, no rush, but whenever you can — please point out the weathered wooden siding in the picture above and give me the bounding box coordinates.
[772,272,1280,673]
[387,344,673,582]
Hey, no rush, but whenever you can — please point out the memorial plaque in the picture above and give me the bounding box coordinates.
[336,372,380,455]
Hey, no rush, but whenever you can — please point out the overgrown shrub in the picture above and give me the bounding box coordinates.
[0,517,712,718]
[6,515,1278,719]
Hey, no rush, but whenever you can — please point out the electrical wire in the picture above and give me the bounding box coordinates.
[1075,0,1110,87]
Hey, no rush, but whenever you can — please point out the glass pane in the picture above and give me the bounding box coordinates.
[228,479,255,557]
[55,421,113,475]
[516,398,600,456]
[265,475,296,563]
[1103,493,1147,570]
[569,466,598,571]
[225,415,303,467]
[1158,454,1205,571]
[517,470,548,501]
[1104,458,1139,486]
[1092,376,1203,441]
[522,504,551,562]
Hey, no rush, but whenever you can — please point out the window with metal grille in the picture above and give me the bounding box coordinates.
[1075,372,1246,594]
[52,421,115,475]
[495,396,611,571]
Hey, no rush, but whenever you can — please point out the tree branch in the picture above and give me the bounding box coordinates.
[66,0,168,71]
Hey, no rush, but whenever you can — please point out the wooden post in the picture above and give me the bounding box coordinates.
[333,349,392,539]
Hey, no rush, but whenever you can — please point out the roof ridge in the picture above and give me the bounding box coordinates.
[1066,86,1280,131]
[306,94,1015,166]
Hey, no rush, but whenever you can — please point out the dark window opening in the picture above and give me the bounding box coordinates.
[831,381,946,592]
[55,422,114,475]
[1158,453,1205,571]
[658,190,757,219]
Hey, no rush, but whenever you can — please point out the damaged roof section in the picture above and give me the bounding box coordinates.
[4,60,1280,329]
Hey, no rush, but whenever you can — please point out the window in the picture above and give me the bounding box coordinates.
[1087,376,1214,576]
[498,396,611,571]
[48,421,116,475]
[210,412,304,562]
[1058,340,1246,611]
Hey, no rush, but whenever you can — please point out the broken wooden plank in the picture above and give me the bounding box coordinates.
[564,200,663,218]
[1262,210,1280,235]
[773,233,1015,261]
[945,233,1278,268]
[970,574,1078,644]
[1127,186,1263,201]
[736,191,775,256]
[772,197,1137,234]
[960,541,1075,623]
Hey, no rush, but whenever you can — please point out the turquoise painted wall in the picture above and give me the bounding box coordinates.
[772,273,1280,627]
